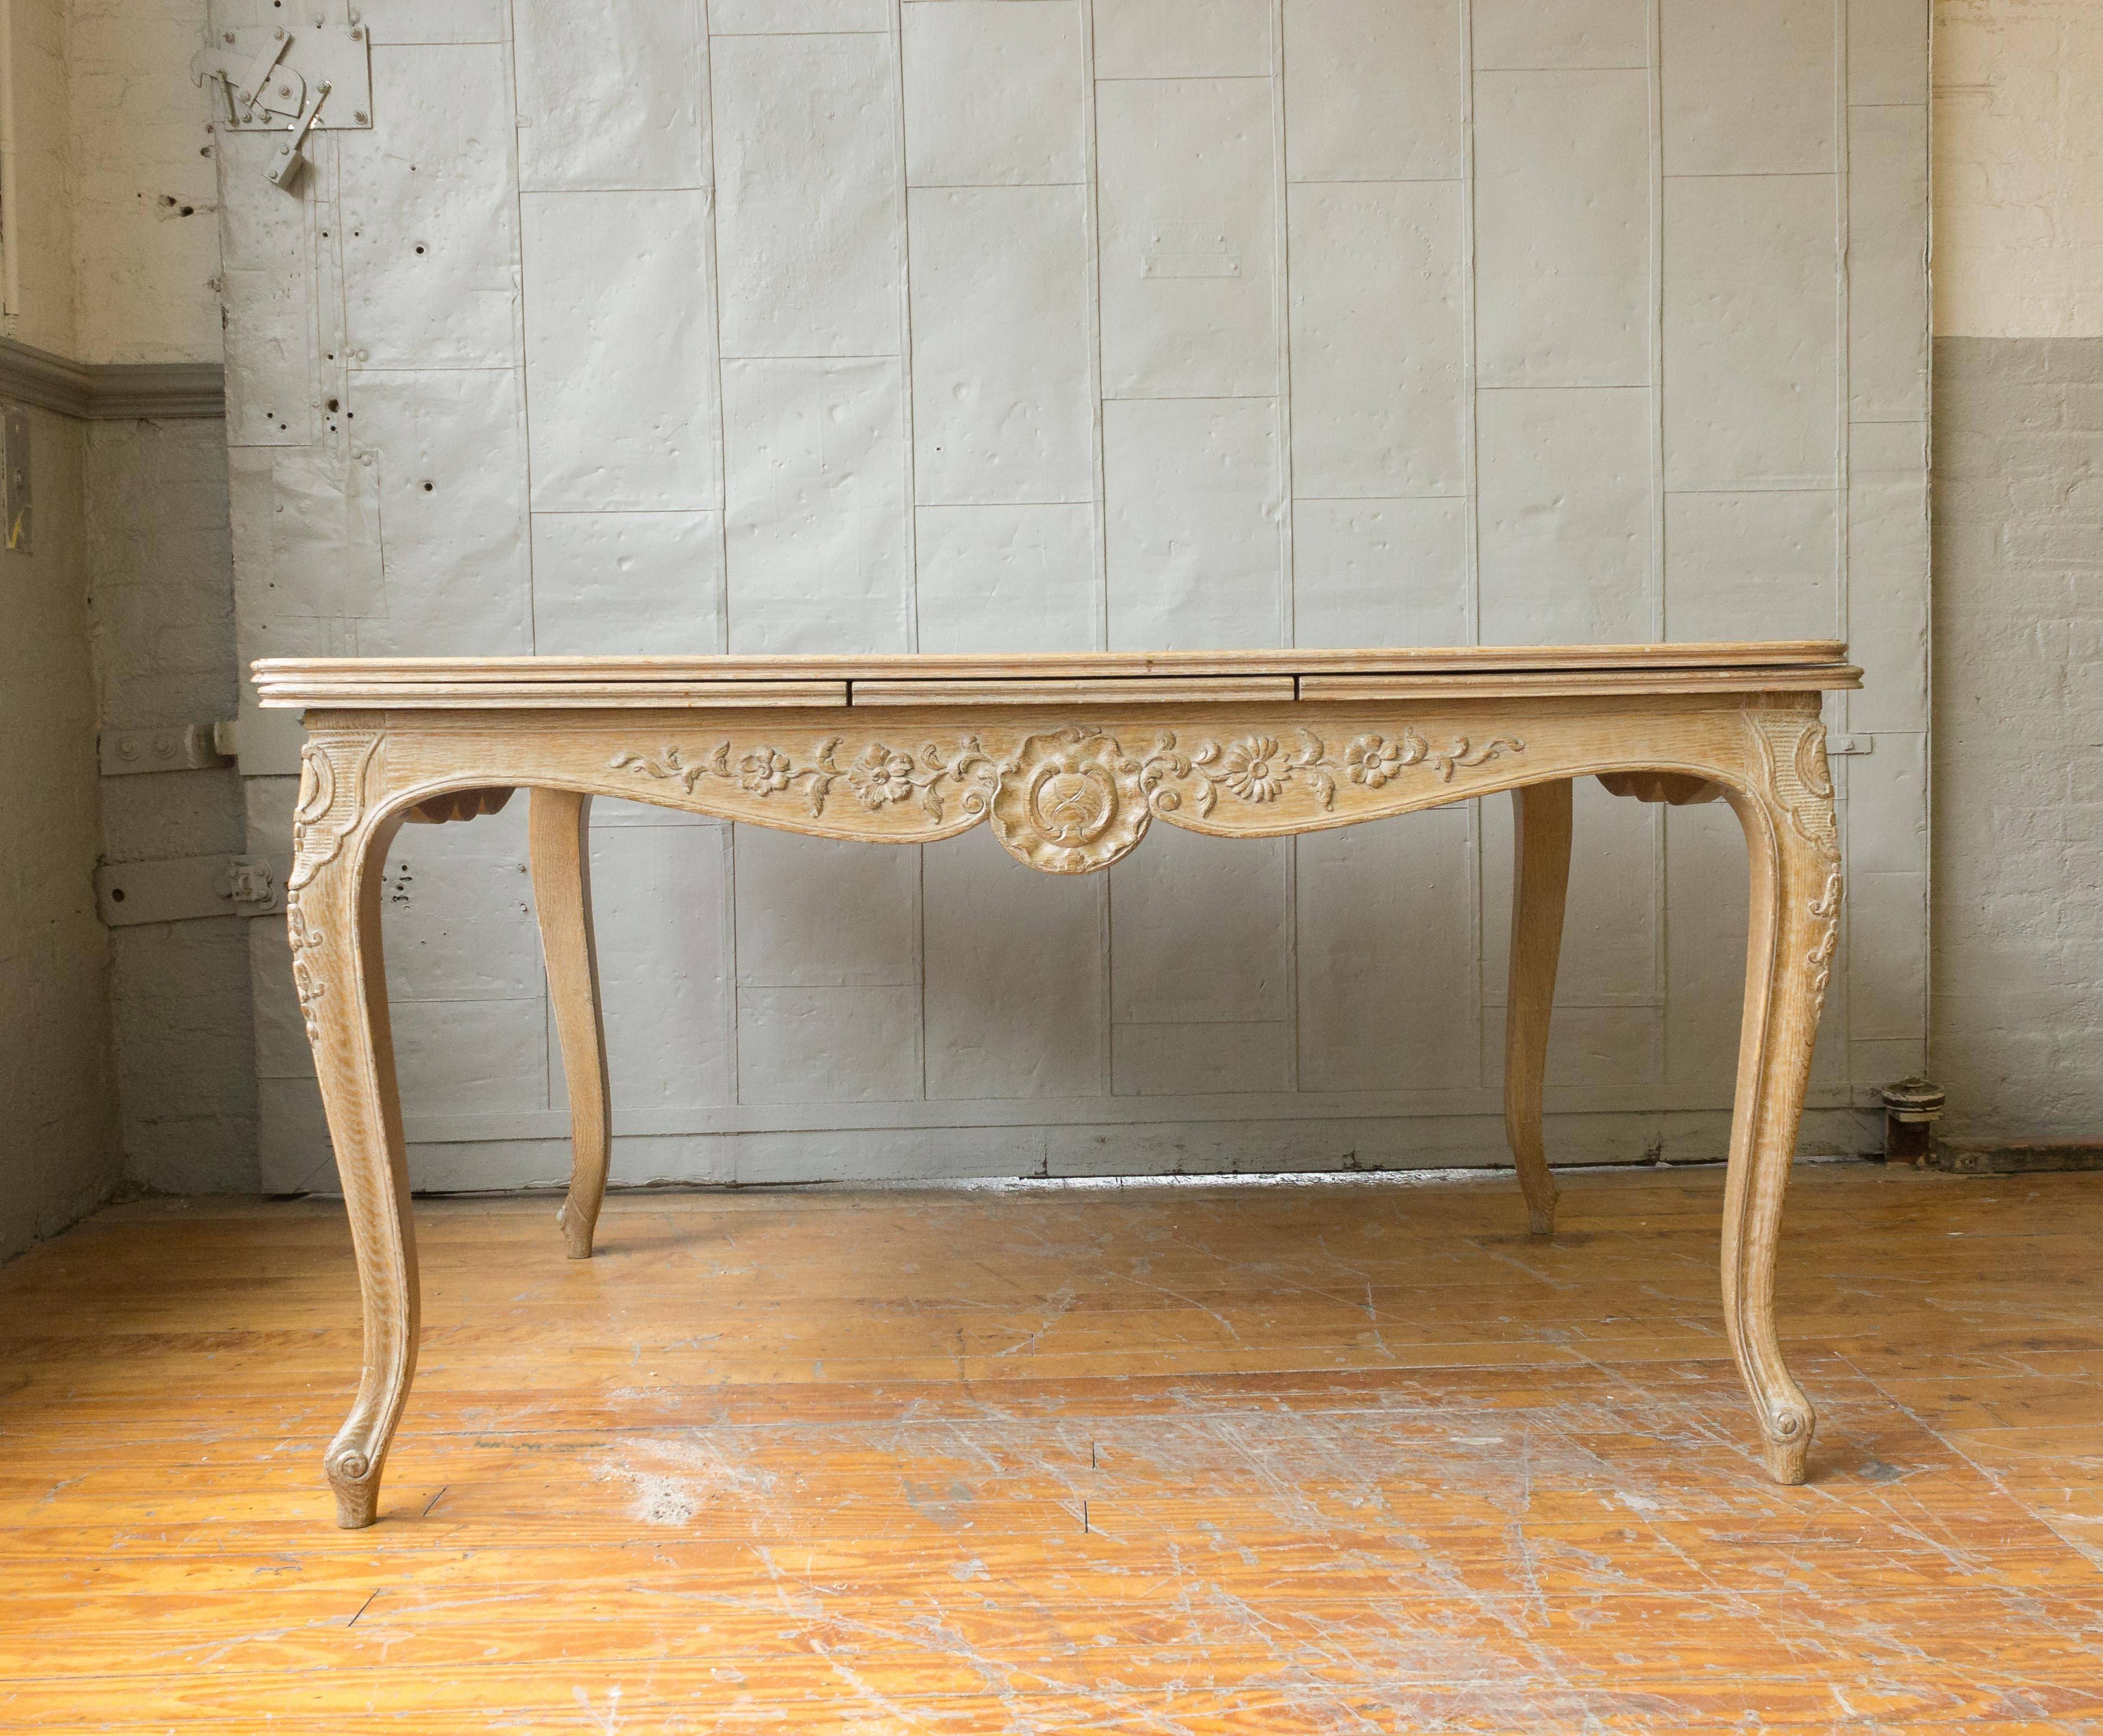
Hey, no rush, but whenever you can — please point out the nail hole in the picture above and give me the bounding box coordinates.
[421,481,433,492]
[326,398,340,412]
[413,244,425,255]
[111,888,126,903]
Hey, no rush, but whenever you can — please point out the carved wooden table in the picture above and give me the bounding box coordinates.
[254,642,1859,1526]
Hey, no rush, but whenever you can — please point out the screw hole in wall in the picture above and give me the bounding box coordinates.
[421,481,433,492]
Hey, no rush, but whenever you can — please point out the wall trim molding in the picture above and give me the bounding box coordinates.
[0,337,226,421]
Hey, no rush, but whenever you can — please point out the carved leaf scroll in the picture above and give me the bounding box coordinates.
[286,734,383,1047]
[611,737,998,822]
[1753,711,1844,1005]
[1138,728,1523,825]
[610,722,1525,875]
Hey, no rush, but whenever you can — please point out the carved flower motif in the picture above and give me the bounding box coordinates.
[847,743,916,809]
[1220,737,1286,802]
[739,747,794,795]
[1345,734,1406,788]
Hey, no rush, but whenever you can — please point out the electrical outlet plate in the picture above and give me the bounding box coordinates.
[201,4,372,133]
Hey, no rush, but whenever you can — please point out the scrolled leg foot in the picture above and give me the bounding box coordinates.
[1760,1406,1814,1486]
[326,1444,383,1529]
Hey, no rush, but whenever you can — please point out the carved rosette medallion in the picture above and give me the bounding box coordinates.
[989,729,1150,873]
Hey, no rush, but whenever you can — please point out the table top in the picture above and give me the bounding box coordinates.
[254,642,1861,709]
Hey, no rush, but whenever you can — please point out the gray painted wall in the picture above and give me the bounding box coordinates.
[86,420,257,1193]
[214,0,1930,1193]
[1933,336,2103,1141]
[0,406,123,1259]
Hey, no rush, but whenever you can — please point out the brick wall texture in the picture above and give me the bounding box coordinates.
[1933,336,2103,1139]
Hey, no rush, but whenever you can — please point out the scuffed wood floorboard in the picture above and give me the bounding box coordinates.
[1,1163,2101,1731]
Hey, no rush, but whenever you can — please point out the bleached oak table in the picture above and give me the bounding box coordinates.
[254,643,1859,1527]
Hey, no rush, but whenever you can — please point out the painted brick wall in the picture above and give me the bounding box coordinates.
[1932,336,2103,1138]
[213,0,1932,1192]
[1929,2,2103,1141]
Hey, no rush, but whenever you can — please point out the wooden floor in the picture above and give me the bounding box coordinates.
[2,1162,2101,1732]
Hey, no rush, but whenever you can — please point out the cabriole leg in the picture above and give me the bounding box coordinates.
[529,789,611,1259]
[1721,722,1841,1485]
[291,801,417,1529]
[1504,779,1572,1235]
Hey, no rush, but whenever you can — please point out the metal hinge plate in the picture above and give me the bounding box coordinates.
[201,8,371,134]
[95,854,290,927]
[99,723,236,777]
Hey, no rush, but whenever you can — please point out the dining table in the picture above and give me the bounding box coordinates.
[252,639,1859,1526]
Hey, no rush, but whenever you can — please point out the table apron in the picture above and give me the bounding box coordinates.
[292,690,1825,875]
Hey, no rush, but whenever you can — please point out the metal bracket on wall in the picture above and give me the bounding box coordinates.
[202,9,369,132]
[200,4,370,188]
[99,723,236,777]
[2,406,28,553]
[95,855,290,927]
[265,80,335,191]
